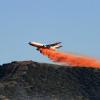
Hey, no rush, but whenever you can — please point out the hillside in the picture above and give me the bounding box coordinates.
[0,61,100,100]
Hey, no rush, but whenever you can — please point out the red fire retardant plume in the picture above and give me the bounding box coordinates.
[39,48,100,68]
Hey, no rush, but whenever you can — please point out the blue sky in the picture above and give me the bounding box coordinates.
[0,0,100,64]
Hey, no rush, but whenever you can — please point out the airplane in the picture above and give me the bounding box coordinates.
[28,41,62,50]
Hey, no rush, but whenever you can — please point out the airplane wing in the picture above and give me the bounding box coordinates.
[45,42,61,47]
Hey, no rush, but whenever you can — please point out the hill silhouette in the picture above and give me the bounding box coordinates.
[0,61,100,100]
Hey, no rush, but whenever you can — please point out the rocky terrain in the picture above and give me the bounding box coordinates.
[0,61,100,100]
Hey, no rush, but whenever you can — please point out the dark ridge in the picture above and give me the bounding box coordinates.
[0,61,100,100]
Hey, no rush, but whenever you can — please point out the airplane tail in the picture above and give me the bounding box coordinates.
[56,45,62,49]
[51,45,62,50]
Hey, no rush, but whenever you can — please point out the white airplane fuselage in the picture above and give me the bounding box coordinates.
[29,42,62,50]
[29,42,44,47]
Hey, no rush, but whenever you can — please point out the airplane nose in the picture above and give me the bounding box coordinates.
[28,42,32,45]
